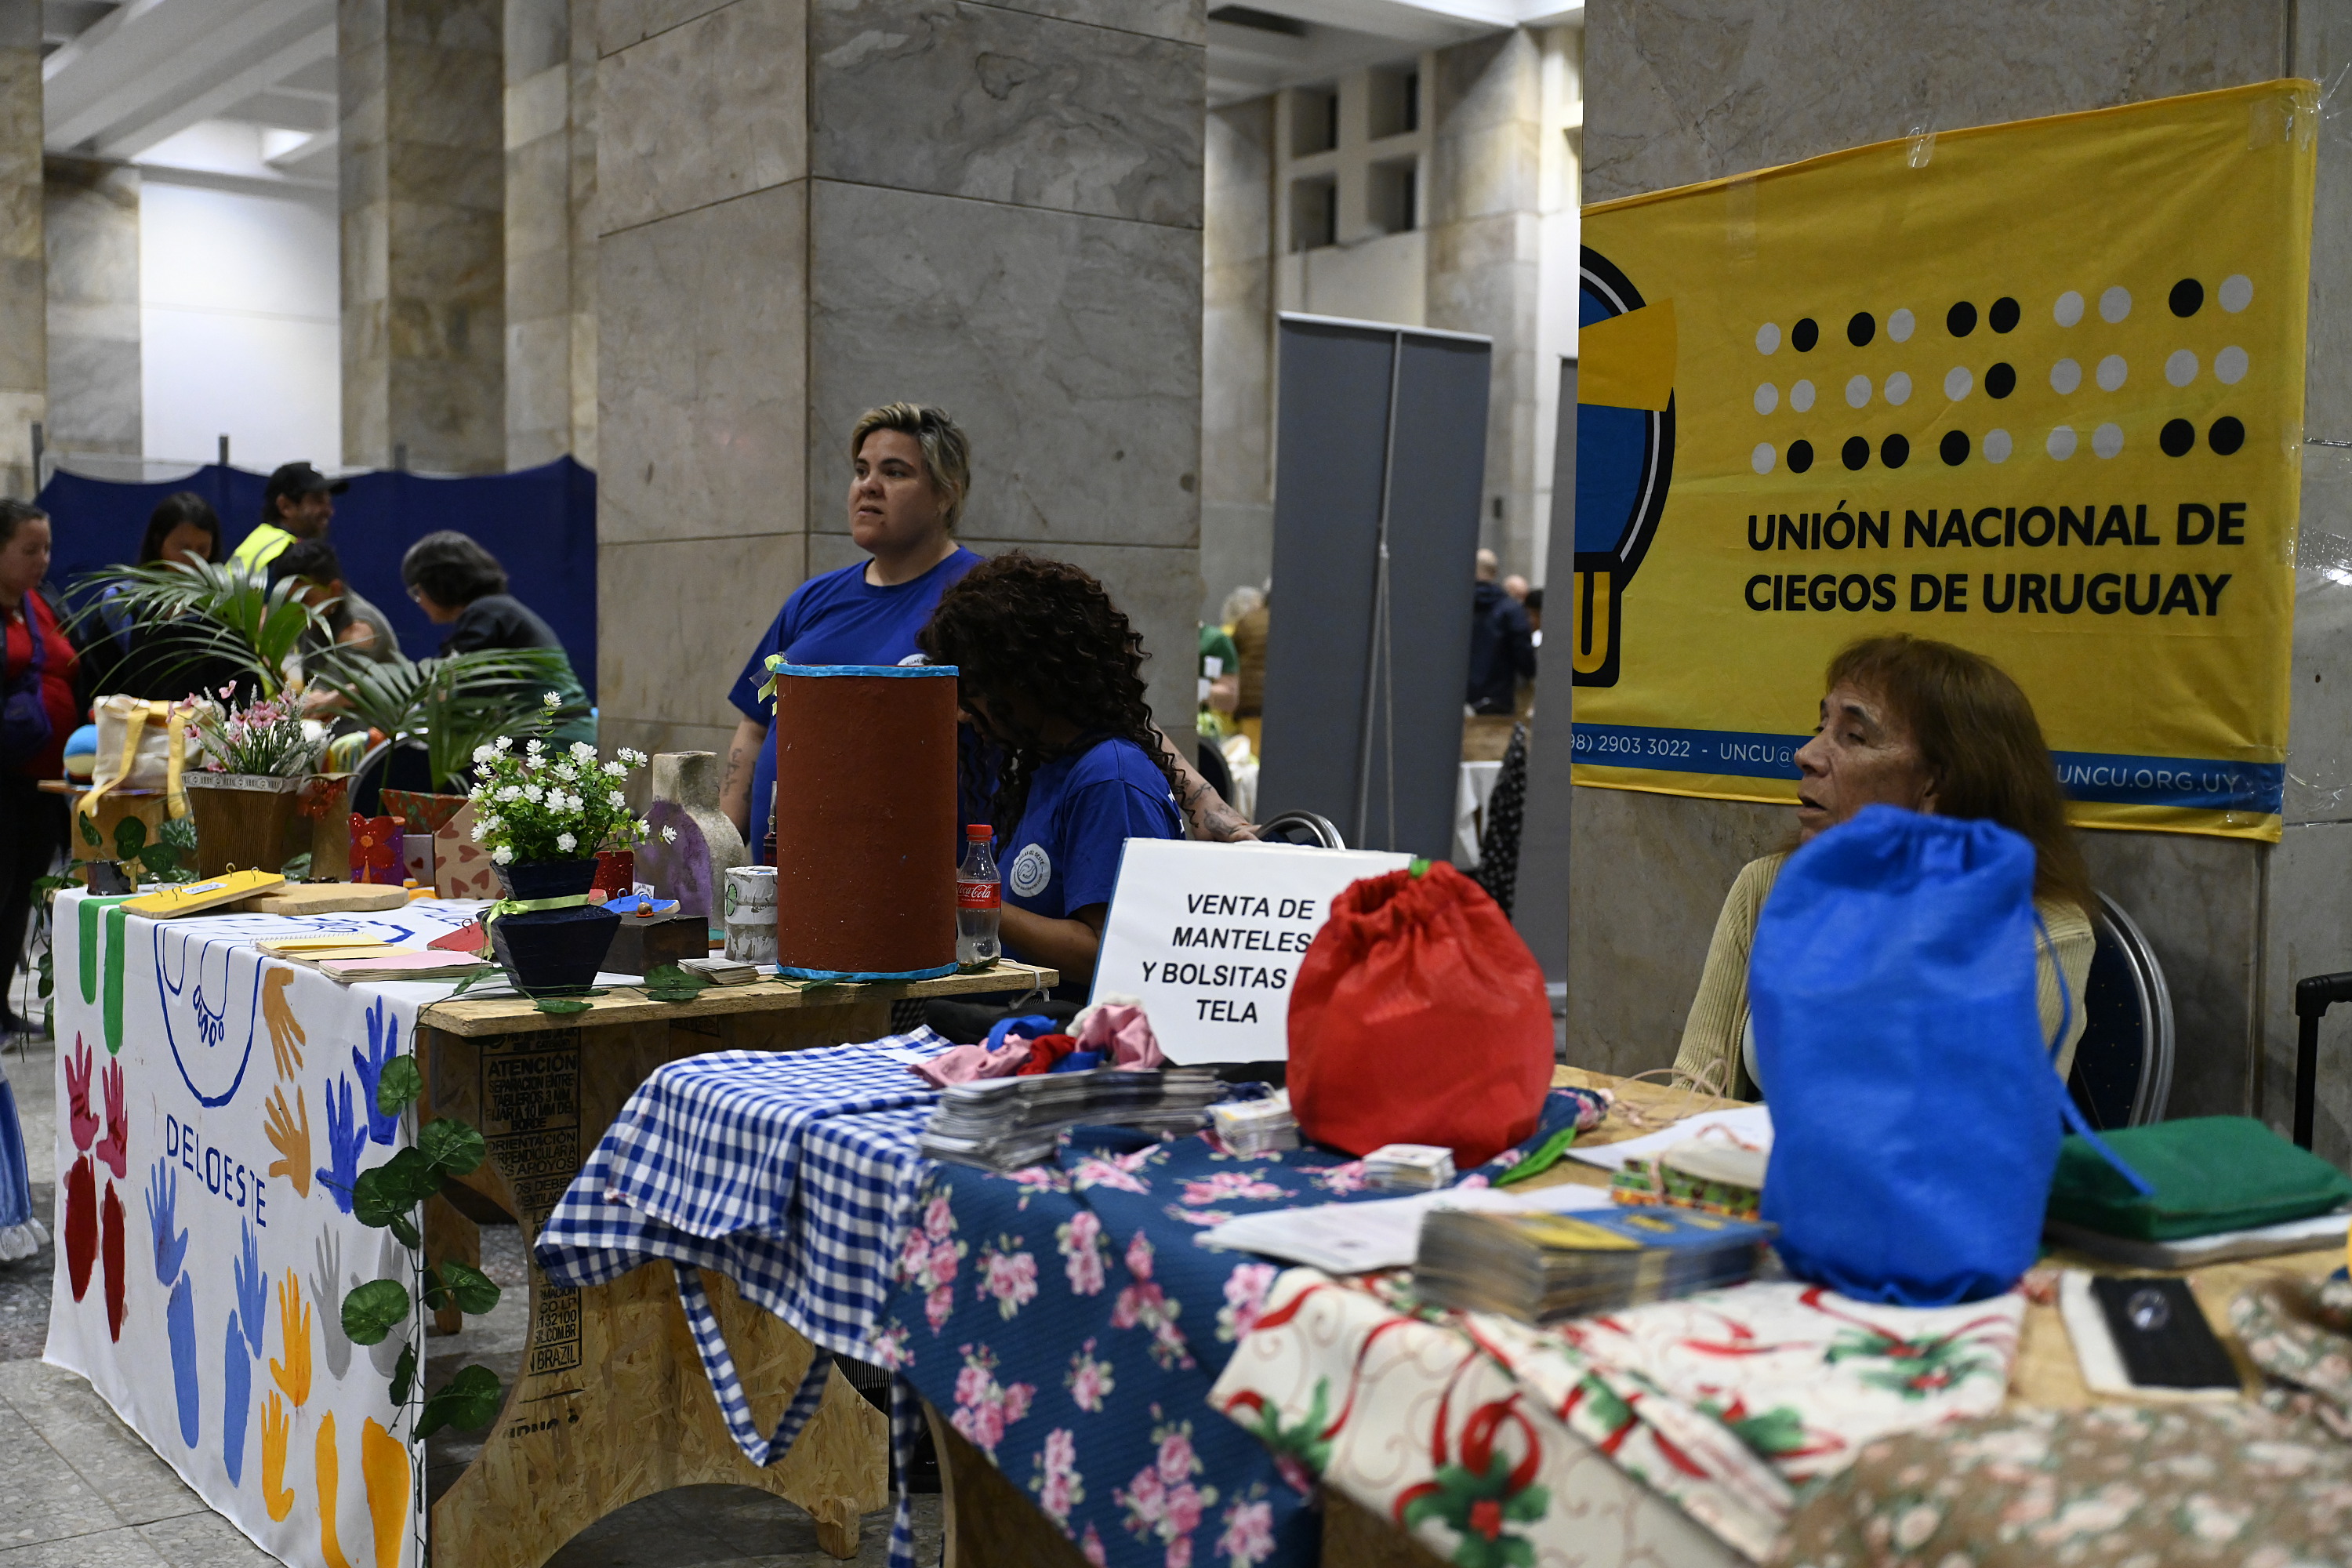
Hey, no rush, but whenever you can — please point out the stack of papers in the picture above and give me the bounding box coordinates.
[314,949,493,984]
[920,1067,1226,1171]
[1210,1093,1299,1156]
[1364,1143,1455,1192]
[1198,1184,1616,1274]
[679,956,758,985]
[1415,1205,1775,1325]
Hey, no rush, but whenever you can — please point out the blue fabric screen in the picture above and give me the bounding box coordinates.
[34,456,598,699]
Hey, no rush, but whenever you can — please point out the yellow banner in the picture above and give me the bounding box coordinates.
[1571,82,2317,840]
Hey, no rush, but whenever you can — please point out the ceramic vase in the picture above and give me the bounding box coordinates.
[490,859,620,992]
[183,774,303,877]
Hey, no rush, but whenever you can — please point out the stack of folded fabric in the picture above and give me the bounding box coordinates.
[1210,1091,1300,1156]
[1415,1205,1775,1323]
[1364,1142,1455,1192]
[2043,1115,2352,1267]
[919,1066,1226,1171]
[678,956,758,985]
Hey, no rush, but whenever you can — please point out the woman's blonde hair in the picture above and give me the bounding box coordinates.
[850,403,971,532]
[1826,633,2095,914]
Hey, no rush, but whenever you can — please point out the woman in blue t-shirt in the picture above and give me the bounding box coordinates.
[720,403,985,851]
[917,554,1184,988]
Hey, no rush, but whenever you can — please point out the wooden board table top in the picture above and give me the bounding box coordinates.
[410,959,1054,1568]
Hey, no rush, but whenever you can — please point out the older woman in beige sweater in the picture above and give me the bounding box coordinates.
[1675,635,2097,1102]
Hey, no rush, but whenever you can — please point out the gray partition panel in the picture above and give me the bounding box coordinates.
[1514,358,1577,978]
[1258,315,1490,856]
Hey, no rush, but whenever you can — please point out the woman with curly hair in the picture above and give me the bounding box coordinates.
[918,553,1183,986]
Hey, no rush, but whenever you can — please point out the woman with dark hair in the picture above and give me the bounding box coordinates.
[1,500,74,1035]
[1675,634,2096,1099]
[87,492,227,691]
[139,492,223,567]
[918,554,1184,987]
[400,530,592,745]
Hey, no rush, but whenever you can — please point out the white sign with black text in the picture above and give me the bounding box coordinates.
[1092,839,1413,1065]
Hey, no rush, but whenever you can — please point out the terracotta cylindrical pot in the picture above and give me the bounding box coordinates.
[488,860,620,992]
[769,666,958,977]
[184,774,303,877]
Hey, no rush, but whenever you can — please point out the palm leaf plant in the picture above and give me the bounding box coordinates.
[69,559,328,700]
[310,647,574,792]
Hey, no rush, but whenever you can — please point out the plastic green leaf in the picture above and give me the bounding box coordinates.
[641,964,708,1004]
[279,851,312,881]
[387,1210,421,1251]
[437,1259,502,1316]
[417,1117,487,1178]
[391,1343,418,1407]
[341,1279,412,1346]
[78,811,103,849]
[534,997,591,1014]
[114,817,147,860]
[417,1363,504,1437]
[376,1056,424,1117]
[137,840,182,878]
[158,816,198,854]
[353,1149,442,1227]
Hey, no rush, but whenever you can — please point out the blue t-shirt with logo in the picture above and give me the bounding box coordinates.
[729,547,983,858]
[1000,736,1183,965]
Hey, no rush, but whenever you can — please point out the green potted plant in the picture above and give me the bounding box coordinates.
[469,710,665,991]
[182,685,327,877]
[313,647,575,829]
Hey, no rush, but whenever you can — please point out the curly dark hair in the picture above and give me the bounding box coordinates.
[918,552,1177,837]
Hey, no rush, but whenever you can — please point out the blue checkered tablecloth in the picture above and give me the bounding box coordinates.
[535,1029,949,1564]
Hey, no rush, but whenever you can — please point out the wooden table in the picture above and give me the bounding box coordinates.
[413,960,1054,1568]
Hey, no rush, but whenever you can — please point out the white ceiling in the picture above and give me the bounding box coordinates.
[40,0,336,185]
[1208,0,1581,104]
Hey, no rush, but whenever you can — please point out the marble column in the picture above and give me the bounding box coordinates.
[340,0,506,473]
[503,0,596,470]
[1428,29,1543,577]
[0,0,42,499]
[1201,96,1276,622]
[596,0,1207,767]
[1569,0,2296,1130]
[44,157,141,459]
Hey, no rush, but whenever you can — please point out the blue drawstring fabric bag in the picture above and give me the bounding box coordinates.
[1751,805,2063,1305]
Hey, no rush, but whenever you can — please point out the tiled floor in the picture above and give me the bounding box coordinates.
[0,1025,942,1568]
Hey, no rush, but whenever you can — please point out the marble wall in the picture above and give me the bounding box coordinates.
[1428,29,1542,571]
[596,0,1207,771]
[504,0,598,470]
[1570,0,2302,1127]
[0,0,42,500]
[339,0,507,472]
[44,158,140,458]
[1201,97,1275,623]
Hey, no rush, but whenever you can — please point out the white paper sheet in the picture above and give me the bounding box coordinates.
[1564,1105,1776,1174]
[1195,1182,1617,1275]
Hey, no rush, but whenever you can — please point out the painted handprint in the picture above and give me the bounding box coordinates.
[66,1037,99,1150]
[223,1310,251,1486]
[95,1059,128,1179]
[313,1230,352,1380]
[261,1390,294,1521]
[316,1413,355,1568]
[263,966,306,1079]
[101,1182,125,1341]
[354,999,401,1145]
[362,1416,411,1568]
[146,1159,198,1446]
[236,1223,267,1358]
[146,1160,189,1284]
[315,1075,366,1215]
[64,1155,96,1299]
[271,1269,313,1407]
[265,1086,312,1199]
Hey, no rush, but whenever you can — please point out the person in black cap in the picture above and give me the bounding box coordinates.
[229,462,347,574]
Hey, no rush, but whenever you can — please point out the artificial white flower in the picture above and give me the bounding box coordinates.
[495,735,513,751]
[526,737,545,754]
[554,760,576,782]
[492,844,514,865]
[471,823,487,841]
[568,793,586,812]
[608,789,626,808]
[570,741,595,761]
[556,832,577,853]
[622,747,646,765]
[638,815,654,836]
[499,783,522,802]
[473,744,495,765]
[604,760,625,779]
[543,691,563,706]
[662,825,678,844]
[480,814,501,833]
[522,782,544,804]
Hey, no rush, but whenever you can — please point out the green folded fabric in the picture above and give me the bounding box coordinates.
[2047,1116,2352,1241]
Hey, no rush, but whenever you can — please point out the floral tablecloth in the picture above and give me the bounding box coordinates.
[1207,1270,2027,1567]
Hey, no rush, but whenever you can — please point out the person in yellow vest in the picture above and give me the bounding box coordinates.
[227,463,346,575]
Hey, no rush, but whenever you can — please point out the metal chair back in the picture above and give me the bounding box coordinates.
[2065,891,2176,1130]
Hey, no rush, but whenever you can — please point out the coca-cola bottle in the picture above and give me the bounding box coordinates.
[956,825,1001,970]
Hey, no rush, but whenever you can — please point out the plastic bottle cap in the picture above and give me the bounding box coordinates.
[967,825,993,838]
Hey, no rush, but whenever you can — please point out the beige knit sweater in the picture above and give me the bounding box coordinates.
[1672,852,2096,1102]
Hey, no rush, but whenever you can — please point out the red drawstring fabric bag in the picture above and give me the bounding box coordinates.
[1288,860,1553,1167]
